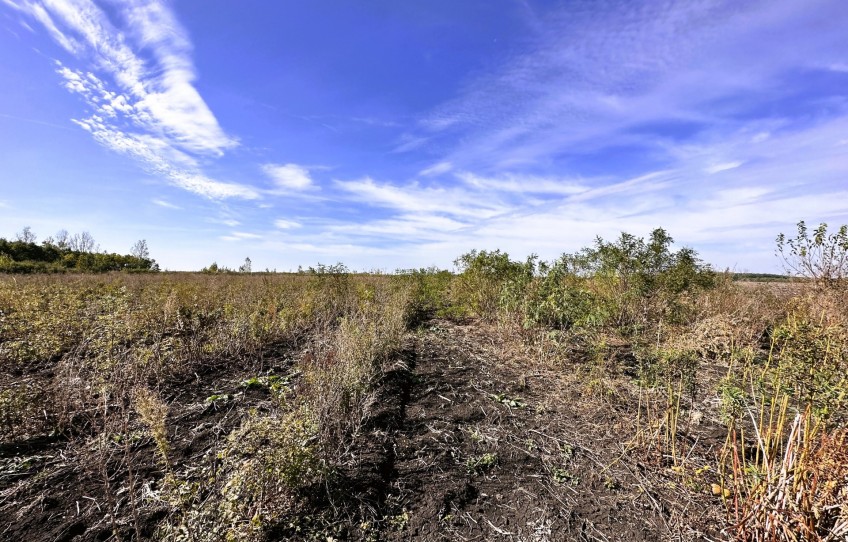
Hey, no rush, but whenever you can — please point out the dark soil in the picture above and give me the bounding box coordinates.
[1,320,731,541]
[281,320,728,541]
[0,354,295,542]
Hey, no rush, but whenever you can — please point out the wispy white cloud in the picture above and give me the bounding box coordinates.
[705,161,743,175]
[257,239,393,258]
[220,231,262,242]
[349,116,401,128]
[274,219,301,229]
[8,0,255,199]
[327,215,468,246]
[335,177,507,219]
[152,198,180,209]
[419,161,453,177]
[19,0,235,154]
[71,110,257,198]
[7,0,82,53]
[0,111,77,131]
[323,168,679,256]
[170,173,257,200]
[204,217,241,227]
[456,171,586,196]
[262,163,315,191]
[392,134,429,153]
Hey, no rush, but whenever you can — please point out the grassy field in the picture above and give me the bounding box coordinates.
[1,234,846,541]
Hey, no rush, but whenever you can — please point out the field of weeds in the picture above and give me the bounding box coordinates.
[1,227,847,541]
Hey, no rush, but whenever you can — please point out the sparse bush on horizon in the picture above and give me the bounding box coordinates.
[451,227,716,332]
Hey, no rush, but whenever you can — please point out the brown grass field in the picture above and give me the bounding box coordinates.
[0,265,846,541]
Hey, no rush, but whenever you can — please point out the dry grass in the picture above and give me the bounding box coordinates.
[729,409,848,541]
[301,284,410,450]
[1,267,845,541]
[0,271,415,540]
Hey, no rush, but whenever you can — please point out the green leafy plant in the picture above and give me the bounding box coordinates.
[466,452,498,475]
[552,467,579,486]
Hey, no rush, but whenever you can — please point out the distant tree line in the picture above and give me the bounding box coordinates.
[200,257,252,274]
[730,272,792,282]
[0,227,158,273]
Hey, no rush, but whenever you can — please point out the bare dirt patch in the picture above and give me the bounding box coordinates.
[0,352,297,542]
[282,319,728,541]
[1,319,731,541]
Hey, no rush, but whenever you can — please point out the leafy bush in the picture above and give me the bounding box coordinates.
[395,266,455,323]
[564,228,715,329]
[771,311,848,424]
[452,228,714,332]
[510,257,606,329]
[777,221,848,287]
[452,249,532,320]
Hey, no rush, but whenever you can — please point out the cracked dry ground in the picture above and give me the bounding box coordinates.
[327,320,725,542]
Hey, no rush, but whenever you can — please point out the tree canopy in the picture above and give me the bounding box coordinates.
[0,229,158,273]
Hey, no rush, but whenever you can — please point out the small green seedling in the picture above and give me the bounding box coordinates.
[241,376,263,389]
[466,453,498,474]
[205,393,230,404]
[240,374,292,395]
[491,393,525,409]
[552,467,579,486]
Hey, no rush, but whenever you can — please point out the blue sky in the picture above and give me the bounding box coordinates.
[1,0,847,272]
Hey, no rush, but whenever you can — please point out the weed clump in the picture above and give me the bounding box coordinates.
[218,410,323,541]
[134,387,171,471]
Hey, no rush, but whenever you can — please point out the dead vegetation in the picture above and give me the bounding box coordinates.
[1,224,846,541]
